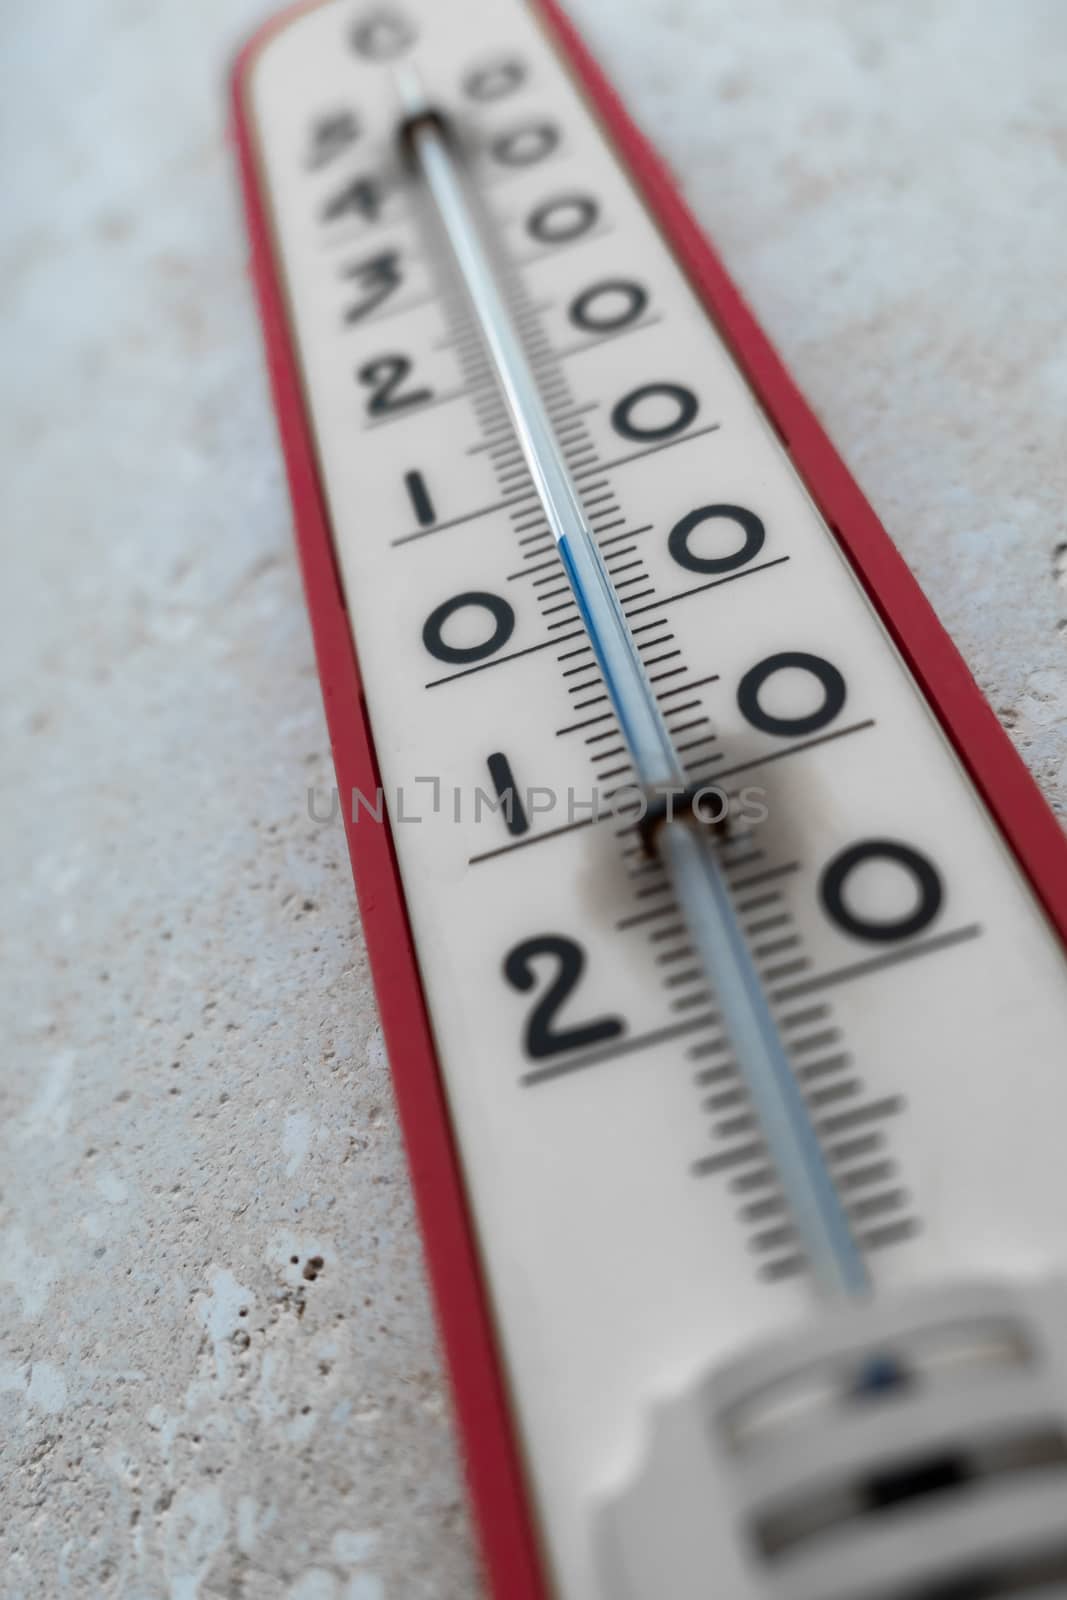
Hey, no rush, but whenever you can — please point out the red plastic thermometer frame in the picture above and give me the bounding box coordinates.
[231,5,1067,1596]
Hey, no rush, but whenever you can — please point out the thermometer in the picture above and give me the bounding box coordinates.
[232,4,1067,1597]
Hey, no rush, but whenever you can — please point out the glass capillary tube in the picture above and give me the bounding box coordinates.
[398,81,870,1303]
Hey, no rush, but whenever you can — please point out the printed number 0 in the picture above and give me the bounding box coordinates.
[668,504,765,575]
[464,59,526,102]
[422,592,515,665]
[611,382,698,442]
[491,122,559,167]
[820,840,943,944]
[737,651,846,738]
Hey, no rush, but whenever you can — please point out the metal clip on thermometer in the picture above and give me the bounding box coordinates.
[234,4,1067,1598]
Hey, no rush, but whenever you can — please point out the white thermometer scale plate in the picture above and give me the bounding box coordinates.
[233,4,1067,1597]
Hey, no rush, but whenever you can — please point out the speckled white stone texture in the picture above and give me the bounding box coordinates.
[2,2,1065,1597]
